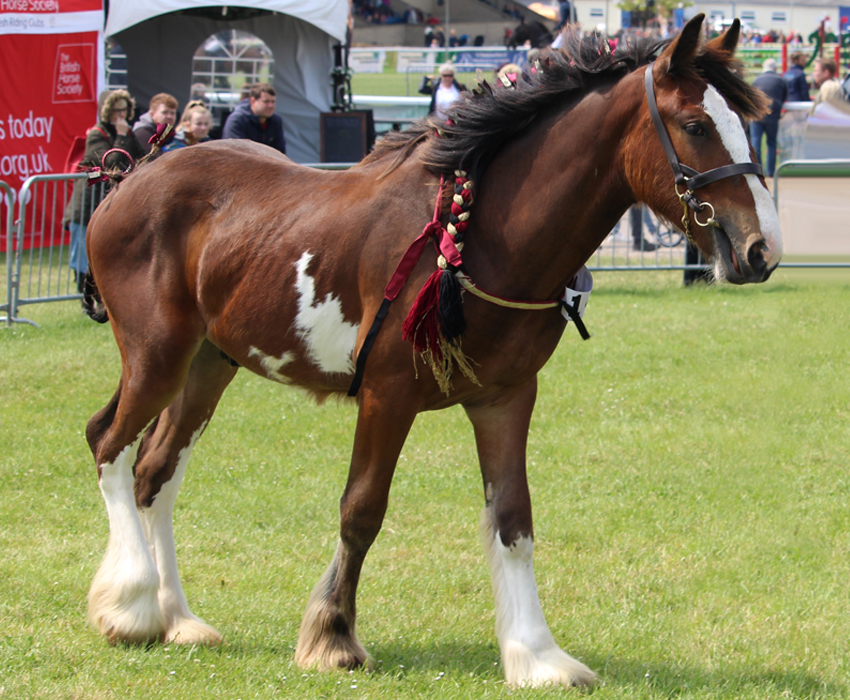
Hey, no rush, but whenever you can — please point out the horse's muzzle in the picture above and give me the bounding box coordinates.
[714,228,778,284]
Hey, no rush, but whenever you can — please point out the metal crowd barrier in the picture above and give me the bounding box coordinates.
[773,158,850,208]
[772,158,850,270]
[1,180,15,325]
[2,157,849,327]
[4,173,107,327]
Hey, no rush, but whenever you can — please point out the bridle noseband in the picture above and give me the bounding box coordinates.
[644,62,763,238]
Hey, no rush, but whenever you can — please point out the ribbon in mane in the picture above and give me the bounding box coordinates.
[400,170,478,394]
[86,148,135,186]
[148,122,176,150]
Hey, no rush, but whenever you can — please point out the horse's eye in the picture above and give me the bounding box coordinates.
[685,122,707,137]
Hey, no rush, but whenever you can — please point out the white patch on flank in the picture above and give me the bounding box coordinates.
[248,346,296,384]
[294,251,360,374]
[89,437,165,642]
[139,422,221,644]
[481,509,595,688]
[701,85,783,268]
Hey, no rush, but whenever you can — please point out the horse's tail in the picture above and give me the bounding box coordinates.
[82,272,109,323]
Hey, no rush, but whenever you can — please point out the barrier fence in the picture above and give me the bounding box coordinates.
[3,173,109,327]
[1,180,14,324]
[2,162,848,326]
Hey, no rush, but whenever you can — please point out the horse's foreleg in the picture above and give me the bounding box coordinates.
[295,386,418,670]
[465,379,596,689]
[133,341,238,645]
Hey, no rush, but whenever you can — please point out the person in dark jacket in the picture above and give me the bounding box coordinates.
[65,89,146,292]
[784,52,810,102]
[222,82,286,154]
[750,58,787,177]
[132,93,178,155]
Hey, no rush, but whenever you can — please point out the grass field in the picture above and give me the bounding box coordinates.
[3,270,850,699]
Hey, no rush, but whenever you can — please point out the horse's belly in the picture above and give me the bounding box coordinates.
[204,250,361,392]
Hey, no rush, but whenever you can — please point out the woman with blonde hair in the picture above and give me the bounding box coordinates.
[418,63,466,120]
[162,101,212,151]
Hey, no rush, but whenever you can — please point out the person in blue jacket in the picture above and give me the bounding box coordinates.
[750,58,787,177]
[783,52,810,102]
[222,82,286,153]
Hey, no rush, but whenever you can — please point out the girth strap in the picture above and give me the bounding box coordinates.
[347,182,448,397]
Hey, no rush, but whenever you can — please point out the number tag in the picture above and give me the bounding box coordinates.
[560,265,592,323]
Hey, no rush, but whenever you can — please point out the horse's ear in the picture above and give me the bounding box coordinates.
[657,13,705,76]
[707,17,741,55]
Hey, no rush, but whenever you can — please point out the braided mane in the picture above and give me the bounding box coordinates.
[356,25,769,393]
[360,30,767,184]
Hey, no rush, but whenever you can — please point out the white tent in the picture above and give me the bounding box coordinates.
[106,0,350,163]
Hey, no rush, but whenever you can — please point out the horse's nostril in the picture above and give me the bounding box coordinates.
[747,240,768,279]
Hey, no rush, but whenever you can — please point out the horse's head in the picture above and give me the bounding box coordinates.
[626,14,782,284]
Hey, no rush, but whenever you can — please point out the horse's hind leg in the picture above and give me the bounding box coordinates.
[86,328,206,644]
[132,340,238,645]
[464,379,596,689]
[295,385,419,670]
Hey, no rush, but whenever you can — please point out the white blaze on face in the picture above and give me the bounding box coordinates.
[701,85,783,267]
[294,251,360,374]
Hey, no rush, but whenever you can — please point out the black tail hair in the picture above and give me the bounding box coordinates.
[82,272,109,323]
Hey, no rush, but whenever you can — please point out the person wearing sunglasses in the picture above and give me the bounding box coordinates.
[418,63,466,121]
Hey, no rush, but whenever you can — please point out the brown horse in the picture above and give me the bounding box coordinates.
[83,16,781,688]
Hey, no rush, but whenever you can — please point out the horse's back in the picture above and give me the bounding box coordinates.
[85,139,431,394]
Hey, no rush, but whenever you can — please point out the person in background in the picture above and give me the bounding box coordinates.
[683,240,713,286]
[783,52,810,102]
[132,93,178,154]
[611,205,658,252]
[750,58,787,177]
[222,82,286,153]
[64,89,146,294]
[190,83,209,104]
[810,58,850,118]
[418,63,466,120]
[557,0,573,29]
[161,101,212,152]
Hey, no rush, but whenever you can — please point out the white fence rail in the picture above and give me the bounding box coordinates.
[2,159,848,325]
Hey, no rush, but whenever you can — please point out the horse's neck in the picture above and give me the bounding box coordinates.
[468,73,643,300]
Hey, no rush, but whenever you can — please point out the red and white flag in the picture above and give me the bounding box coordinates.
[0,0,104,184]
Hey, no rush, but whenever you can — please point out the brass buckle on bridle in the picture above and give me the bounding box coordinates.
[675,183,718,242]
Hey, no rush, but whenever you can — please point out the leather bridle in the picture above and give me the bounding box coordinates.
[644,62,764,238]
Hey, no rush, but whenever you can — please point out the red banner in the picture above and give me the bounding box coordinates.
[0,0,103,249]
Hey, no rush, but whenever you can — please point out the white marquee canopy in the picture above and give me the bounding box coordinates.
[105,0,350,162]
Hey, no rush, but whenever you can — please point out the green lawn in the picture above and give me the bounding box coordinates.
[352,72,414,97]
[2,271,850,698]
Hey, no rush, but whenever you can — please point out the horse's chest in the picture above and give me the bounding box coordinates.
[467,309,568,384]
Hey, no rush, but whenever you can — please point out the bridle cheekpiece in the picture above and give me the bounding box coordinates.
[644,62,763,239]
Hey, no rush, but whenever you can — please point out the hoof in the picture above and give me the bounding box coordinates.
[89,594,166,646]
[502,642,597,689]
[88,567,166,645]
[296,641,370,671]
[165,616,223,646]
[295,601,369,671]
